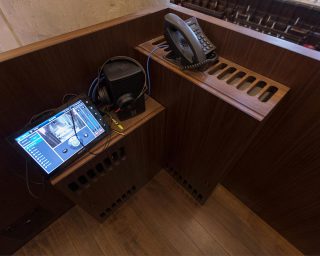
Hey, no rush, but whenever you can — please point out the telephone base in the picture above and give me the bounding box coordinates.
[164,51,181,66]
[164,50,218,71]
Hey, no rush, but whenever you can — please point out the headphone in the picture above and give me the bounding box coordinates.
[88,56,147,112]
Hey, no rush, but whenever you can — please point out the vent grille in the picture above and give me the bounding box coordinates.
[207,60,278,103]
[67,146,126,193]
[166,166,204,204]
[99,185,137,219]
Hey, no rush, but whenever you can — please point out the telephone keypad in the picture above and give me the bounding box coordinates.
[186,17,216,55]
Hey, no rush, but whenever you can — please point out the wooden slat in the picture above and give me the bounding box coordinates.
[137,36,290,121]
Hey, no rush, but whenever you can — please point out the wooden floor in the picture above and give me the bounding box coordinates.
[15,170,301,256]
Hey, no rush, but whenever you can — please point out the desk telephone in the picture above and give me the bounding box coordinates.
[164,13,218,70]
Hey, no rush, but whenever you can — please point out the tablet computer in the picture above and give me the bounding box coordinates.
[9,95,109,177]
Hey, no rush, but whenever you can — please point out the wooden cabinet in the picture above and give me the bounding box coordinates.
[136,36,289,203]
[51,98,165,221]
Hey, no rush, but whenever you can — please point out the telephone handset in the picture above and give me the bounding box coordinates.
[164,13,218,70]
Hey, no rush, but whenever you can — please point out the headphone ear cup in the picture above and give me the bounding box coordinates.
[116,93,135,111]
[97,86,111,105]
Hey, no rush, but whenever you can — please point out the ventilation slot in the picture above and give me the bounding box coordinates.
[95,163,105,174]
[152,38,166,45]
[78,176,88,185]
[259,86,278,102]
[248,81,267,96]
[87,169,97,179]
[217,67,236,80]
[208,63,227,75]
[68,182,80,192]
[227,71,246,85]
[237,76,256,90]
[111,151,119,164]
[119,147,126,160]
[166,166,204,204]
[209,59,219,67]
[103,157,112,169]
[99,185,137,219]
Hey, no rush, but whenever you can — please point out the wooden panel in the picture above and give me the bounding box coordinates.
[136,51,259,203]
[16,171,302,256]
[138,36,290,121]
[0,7,167,254]
[0,0,168,46]
[53,99,165,221]
[222,69,320,255]
[51,97,165,185]
[0,3,319,254]
[166,6,320,254]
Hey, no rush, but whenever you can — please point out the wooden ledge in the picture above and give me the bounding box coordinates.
[136,36,290,121]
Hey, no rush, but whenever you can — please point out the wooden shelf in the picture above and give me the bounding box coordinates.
[136,36,290,121]
[50,97,164,185]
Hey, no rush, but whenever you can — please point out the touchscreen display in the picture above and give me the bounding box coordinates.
[15,100,106,174]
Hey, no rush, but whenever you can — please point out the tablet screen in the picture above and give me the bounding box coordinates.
[14,99,106,174]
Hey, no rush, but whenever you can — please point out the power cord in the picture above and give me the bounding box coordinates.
[67,96,102,157]
[25,159,43,199]
[182,53,218,70]
[22,109,56,199]
[23,93,113,199]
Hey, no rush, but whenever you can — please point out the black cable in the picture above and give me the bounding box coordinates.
[23,108,55,199]
[67,100,99,156]
[182,54,218,70]
[13,169,44,185]
[66,95,113,157]
[62,93,79,104]
[27,109,56,126]
[25,159,41,199]
[22,93,111,199]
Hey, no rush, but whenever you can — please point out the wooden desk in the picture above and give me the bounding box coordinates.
[50,97,165,222]
[1,3,320,254]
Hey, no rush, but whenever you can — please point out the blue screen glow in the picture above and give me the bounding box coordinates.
[15,100,105,174]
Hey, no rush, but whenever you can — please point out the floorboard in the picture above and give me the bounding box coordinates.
[15,170,301,256]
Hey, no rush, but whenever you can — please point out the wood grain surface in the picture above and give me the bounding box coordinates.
[53,99,165,221]
[136,51,259,203]
[137,36,290,121]
[50,97,164,185]
[154,6,320,254]
[1,3,320,254]
[0,7,167,254]
[16,171,302,256]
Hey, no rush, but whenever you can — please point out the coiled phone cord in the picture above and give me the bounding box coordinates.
[182,54,218,71]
